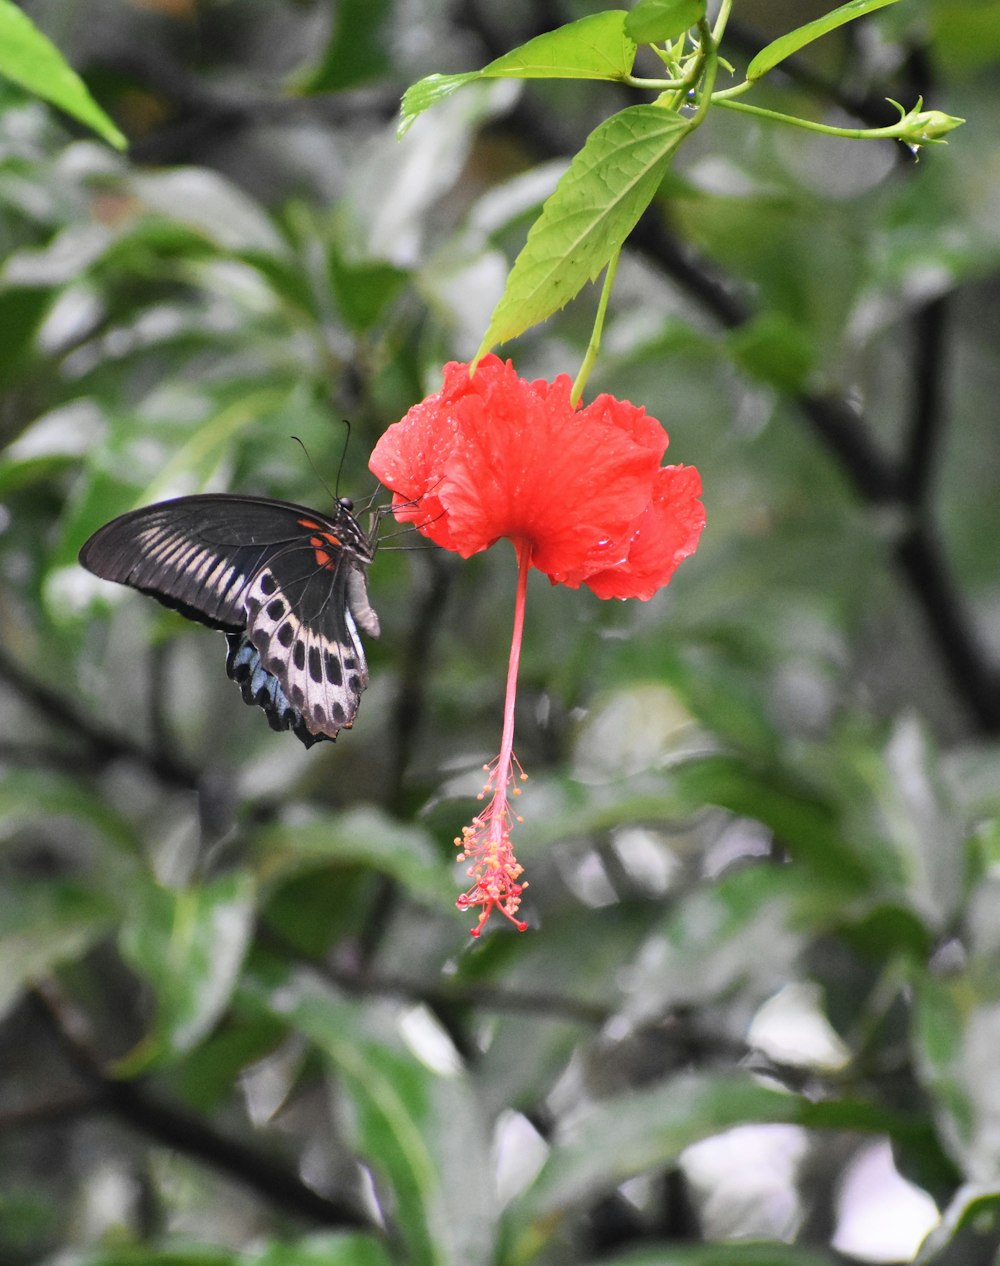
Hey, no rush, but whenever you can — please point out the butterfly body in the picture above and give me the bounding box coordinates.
[79,494,379,747]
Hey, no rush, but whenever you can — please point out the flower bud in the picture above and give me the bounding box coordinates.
[904,109,965,144]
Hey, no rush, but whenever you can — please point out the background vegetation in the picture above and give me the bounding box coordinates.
[2,1,1000,1263]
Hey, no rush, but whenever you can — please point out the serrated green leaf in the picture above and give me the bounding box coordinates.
[478,105,687,354]
[399,12,636,135]
[625,0,706,45]
[482,10,635,80]
[747,0,902,82]
[0,0,126,149]
[118,872,256,1068]
[399,73,480,134]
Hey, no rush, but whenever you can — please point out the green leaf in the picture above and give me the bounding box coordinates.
[78,1252,237,1266]
[619,864,847,1026]
[328,255,410,333]
[251,1233,394,1266]
[589,1245,837,1266]
[295,0,394,93]
[727,311,816,392]
[747,0,903,82]
[0,770,139,856]
[251,972,495,1266]
[477,105,687,355]
[399,73,480,133]
[118,872,256,1069]
[508,1071,935,1252]
[255,806,454,907]
[400,12,636,134]
[0,0,126,149]
[916,1185,1000,1263]
[625,0,707,45]
[481,10,636,80]
[0,286,52,390]
[0,880,115,1020]
[670,754,872,886]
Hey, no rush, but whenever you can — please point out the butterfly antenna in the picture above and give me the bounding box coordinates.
[291,434,338,505]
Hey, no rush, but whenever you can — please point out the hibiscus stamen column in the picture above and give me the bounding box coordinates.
[455,539,531,936]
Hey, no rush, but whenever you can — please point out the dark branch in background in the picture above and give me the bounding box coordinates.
[26,984,375,1234]
[0,644,202,789]
[386,549,458,816]
[902,292,950,509]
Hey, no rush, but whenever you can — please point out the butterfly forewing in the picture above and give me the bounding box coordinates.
[79,494,379,745]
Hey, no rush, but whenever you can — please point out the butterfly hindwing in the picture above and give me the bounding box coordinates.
[80,494,379,745]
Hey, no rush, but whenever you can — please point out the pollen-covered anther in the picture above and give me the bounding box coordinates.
[453,782,529,936]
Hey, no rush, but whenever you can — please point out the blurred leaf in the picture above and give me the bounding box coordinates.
[879,715,966,929]
[916,1184,1000,1263]
[118,871,256,1069]
[726,311,816,392]
[129,168,287,255]
[621,863,847,1025]
[400,12,637,133]
[671,754,872,886]
[250,971,495,1266]
[328,255,409,334]
[0,880,114,1019]
[255,806,454,908]
[296,0,394,93]
[477,106,687,355]
[77,1251,237,1266]
[169,1014,287,1112]
[507,1071,934,1254]
[0,0,126,149]
[590,1244,836,1266]
[625,0,707,45]
[926,1,1000,74]
[0,286,52,389]
[911,970,984,1171]
[746,0,902,81]
[0,770,139,855]
[252,1236,394,1266]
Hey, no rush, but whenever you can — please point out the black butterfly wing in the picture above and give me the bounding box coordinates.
[79,494,379,745]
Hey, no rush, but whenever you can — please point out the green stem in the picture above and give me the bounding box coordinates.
[624,74,687,90]
[712,0,734,43]
[714,96,911,140]
[690,16,719,127]
[571,248,621,406]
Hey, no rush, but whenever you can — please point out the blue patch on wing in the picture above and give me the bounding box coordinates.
[225,633,329,747]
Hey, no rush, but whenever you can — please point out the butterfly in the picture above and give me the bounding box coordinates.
[79,493,379,748]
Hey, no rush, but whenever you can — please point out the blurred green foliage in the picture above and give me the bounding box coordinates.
[1,2,1000,1265]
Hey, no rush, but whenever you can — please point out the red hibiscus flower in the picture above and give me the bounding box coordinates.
[370,355,705,935]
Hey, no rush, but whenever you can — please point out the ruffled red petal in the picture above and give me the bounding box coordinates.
[583,465,706,600]
[369,355,704,600]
